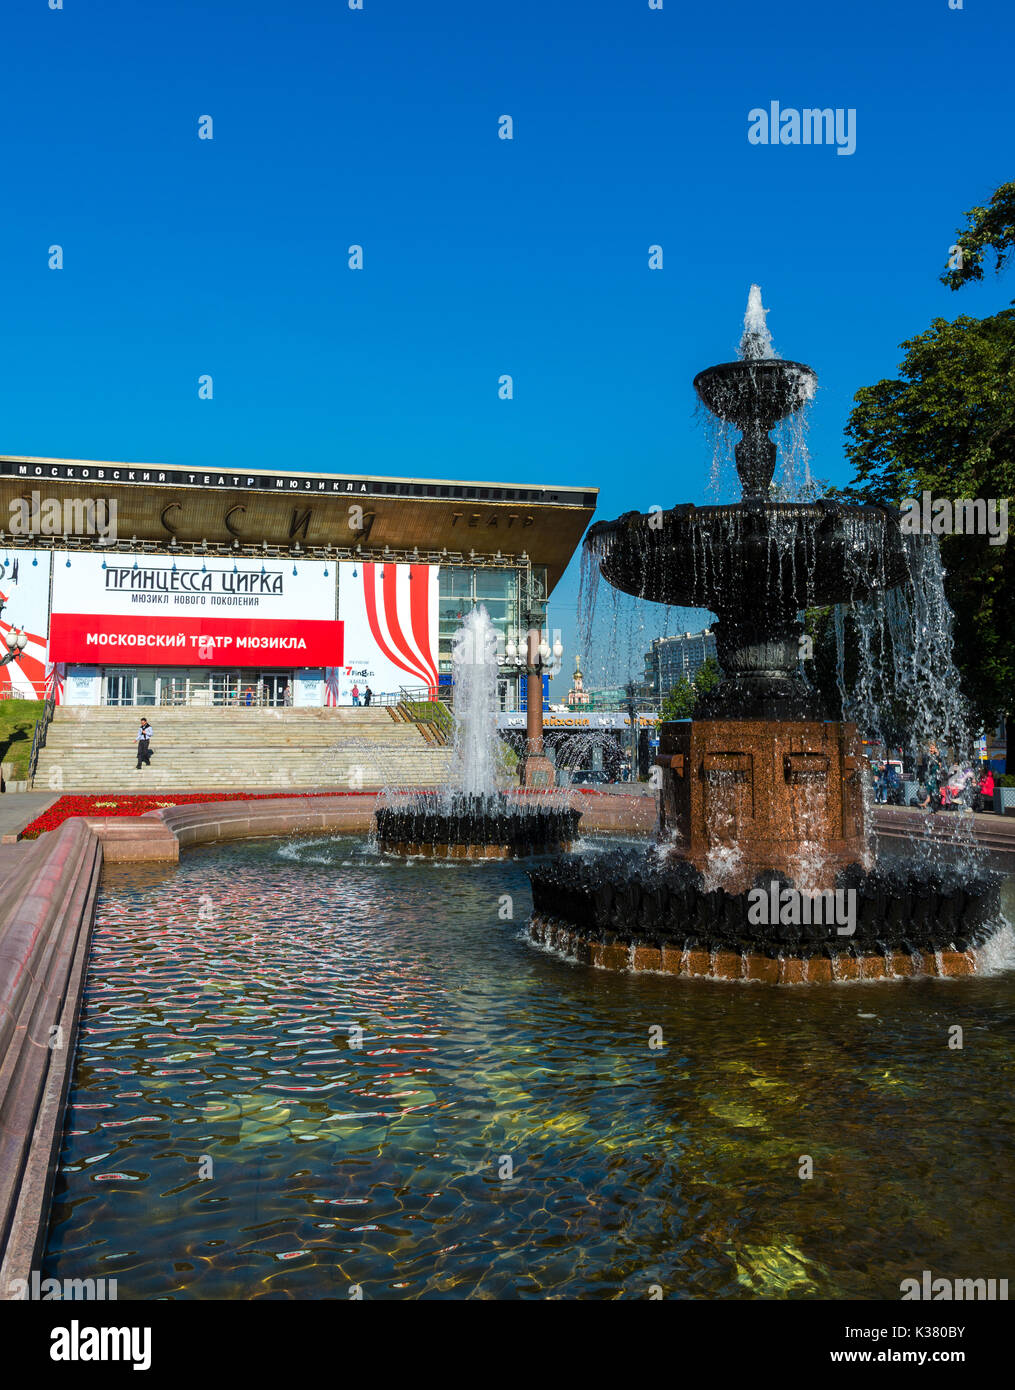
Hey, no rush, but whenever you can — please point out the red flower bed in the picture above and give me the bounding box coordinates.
[20,790,367,839]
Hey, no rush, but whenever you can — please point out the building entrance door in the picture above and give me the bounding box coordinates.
[135,671,157,706]
[210,671,240,706]
[157,671,188,706]
[258,673,289,707]
[105,669,135,706]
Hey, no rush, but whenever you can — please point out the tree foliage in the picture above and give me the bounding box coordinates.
[661,677,695,720]
[660,656,721,720]
[940,181,1015,290]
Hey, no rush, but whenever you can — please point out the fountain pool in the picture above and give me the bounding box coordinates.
[374,605,580,857]
[41,836,1015,1300]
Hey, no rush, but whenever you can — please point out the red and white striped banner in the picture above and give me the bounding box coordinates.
[338,562,439,700]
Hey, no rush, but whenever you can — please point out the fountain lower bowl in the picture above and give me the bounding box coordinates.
[374,795,582,859]
[586,500,908,610]
[527,851,1003,983]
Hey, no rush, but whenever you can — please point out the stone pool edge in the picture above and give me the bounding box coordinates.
[84,787,658,862]
[0,819,102,1297]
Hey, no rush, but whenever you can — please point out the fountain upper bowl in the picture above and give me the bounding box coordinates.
[694,359,817,428]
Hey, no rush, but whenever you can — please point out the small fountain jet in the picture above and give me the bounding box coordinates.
[373,606,581,858]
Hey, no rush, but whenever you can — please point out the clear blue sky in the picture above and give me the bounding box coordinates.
[1,0,1011,695]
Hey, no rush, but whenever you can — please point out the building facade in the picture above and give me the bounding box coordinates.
[644,629,716,696]
[0,456,596,709]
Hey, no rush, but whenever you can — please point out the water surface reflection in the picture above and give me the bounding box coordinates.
[43,837,1015,1299]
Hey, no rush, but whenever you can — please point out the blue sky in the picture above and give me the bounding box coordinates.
[1,0,1011,695]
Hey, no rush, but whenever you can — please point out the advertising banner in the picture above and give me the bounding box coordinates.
[337,562,439,702]
[293,669,324,707]
[48,614,343,667]
[0,551,52,699]
[48,554,341,668]
[62,666,102,706]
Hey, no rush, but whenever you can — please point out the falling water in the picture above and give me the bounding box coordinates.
[450,605,501,799]
[834,532,982,871]
[838,534,972,760]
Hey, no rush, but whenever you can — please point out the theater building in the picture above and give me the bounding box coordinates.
[0,456,596,709]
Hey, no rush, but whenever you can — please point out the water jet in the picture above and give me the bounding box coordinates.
[374,605,581,857]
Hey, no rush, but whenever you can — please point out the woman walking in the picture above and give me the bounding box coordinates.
[918,741,942,812]
[136,718,153,770]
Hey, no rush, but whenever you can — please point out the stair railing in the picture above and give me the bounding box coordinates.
[27,693,58,787]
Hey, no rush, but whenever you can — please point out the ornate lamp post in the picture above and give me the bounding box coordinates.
[499,572,564,785]
[0,593,29,675]
[622,678,657,782]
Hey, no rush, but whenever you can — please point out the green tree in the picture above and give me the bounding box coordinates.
[660,656,721,720]
[694,655,721,703]
[661,675,695,720]
[940,181,1015,290]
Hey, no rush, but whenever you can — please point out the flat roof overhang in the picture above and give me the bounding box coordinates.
[0,456,598,593]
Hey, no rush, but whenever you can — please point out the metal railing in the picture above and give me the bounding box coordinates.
[27,693,57,786]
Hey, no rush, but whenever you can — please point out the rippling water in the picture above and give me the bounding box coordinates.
[43,837,1015,1300]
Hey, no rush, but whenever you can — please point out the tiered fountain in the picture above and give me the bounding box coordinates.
[374,606,581,857]
[528,289,1001,982]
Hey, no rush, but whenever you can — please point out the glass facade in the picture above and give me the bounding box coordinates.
[439,566,520,663]
[102,667,293,707]
[439,565,545,710]
[644,630,717,695]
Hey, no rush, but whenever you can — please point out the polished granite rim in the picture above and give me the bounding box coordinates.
[528,914,981,983]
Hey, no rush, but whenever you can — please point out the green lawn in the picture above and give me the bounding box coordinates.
[403,700,453,733]
[0,699,45,781]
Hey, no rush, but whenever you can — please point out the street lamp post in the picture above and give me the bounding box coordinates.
[499,568,564,786]
[0,594,29,676]
[623,678,658,782]
[525,629,563,757]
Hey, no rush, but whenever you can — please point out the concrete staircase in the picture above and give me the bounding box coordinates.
[33,706,453,792]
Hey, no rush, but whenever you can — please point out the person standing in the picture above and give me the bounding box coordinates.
[874,760,888,804]
[918,741,942,812]
[363,685,372,707]
[351,683,360,706]
[136,718,153,770]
